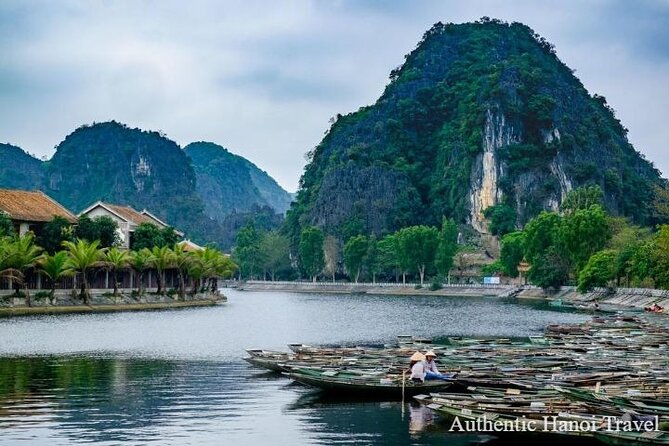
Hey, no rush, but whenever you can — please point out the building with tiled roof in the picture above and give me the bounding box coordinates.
[79,201,182,248]
[0,189,77,236]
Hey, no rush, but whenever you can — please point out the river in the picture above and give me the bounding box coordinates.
[0,290,591,445]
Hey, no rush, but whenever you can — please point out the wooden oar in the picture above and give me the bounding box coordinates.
[402,369,406,417]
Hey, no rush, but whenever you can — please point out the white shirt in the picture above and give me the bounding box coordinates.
[424,359,439,374]
[410,361,425,381]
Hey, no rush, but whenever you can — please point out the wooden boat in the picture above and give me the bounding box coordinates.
[243,355,292,373]
[284,368,453,396]
[249,311,669,441]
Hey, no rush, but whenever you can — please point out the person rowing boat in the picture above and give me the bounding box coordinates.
[409,352,427,383]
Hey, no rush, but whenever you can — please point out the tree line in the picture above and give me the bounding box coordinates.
[493,185,669,292]
[0,214,236,306]
[232,184,669,293]
[233,218,460,286]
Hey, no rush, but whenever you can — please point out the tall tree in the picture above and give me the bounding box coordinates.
[129,248,154,298]
[0,212,13,237]
[559,204,611,273]
[39,251,74,304]
[232,223,262,280]
[37,216,74,254]
[75,216,120,248]
[172,243,191,300]
[74,215,99,243]
[343,235,368,283]
[483,204,516,236]
[95,216,120,248]
[299,227,324,282]
[322,235,340,283]
[397,225,439,286]
[5,234,44,306]
[527,246,570,290]
[0,237,21,287]
[499,231,526,278]
[365,235,379,284]
[103,247,130,299]
[378,234,401,282]
[258,231,291,281]
[150,246,175,295]
[435,218,458,282]
[63,239,103,305]
[607,218,651,286]
[649,225,669,289]
[578,250,617,292]
[523,211,561,265]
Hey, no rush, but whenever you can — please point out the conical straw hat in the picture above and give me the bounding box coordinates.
[425,350,437,358]
[410,352,425,361]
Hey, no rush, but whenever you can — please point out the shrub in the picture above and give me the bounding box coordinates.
[34,291,50,302]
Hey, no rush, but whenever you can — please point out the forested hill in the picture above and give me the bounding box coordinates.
[0,143,44,190]
[185,141,293,222]
[285,19,668,244]
[0,122,290,248]
[44,122,212,241]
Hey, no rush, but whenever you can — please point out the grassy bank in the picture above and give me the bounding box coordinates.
[0,298,225,317]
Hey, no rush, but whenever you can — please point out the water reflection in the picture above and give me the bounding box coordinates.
[0,290,594,445]
[408,403,434,436]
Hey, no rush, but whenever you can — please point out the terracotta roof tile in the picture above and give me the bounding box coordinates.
[0,189,77,223]
[102,203,160,227]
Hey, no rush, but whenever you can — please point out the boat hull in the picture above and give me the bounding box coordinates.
[285,372,452,396]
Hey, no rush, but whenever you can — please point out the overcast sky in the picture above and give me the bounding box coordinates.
[1,0,667,192]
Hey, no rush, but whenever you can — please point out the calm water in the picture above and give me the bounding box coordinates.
[0,290,591,445]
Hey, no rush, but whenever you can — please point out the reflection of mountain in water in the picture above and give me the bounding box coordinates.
[0,358,305,444]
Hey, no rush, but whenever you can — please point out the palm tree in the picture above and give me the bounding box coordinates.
[209,250,237,293]
[0,236,23,295]
[129,248,153,299]
[5,234,44,307]
[172,243,191,300]
[185,251,206,298]
[103,247,131,300]
[63,239,103,305]
[150,246,175,296]
[190,248,238,295]
[39,251,74,304]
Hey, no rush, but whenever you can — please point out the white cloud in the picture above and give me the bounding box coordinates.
[0,0,667,191]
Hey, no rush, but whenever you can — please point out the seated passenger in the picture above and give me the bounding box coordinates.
[423,350,456,380]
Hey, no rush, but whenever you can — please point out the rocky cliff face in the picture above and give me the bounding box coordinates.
[286,19,667,243]
[469,108,520,233]
[184,141,292,222]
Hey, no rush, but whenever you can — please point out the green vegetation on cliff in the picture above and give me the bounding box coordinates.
[0,123,291,249]
[0,143,44,190]
[185,141,293,220]
[286,18,668,246]
[45,122,207,240]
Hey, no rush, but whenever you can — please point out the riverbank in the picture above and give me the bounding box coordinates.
[236,280,522,297]
[0,288,226,317]
[0,298,224,316]
[236,281,669,313]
